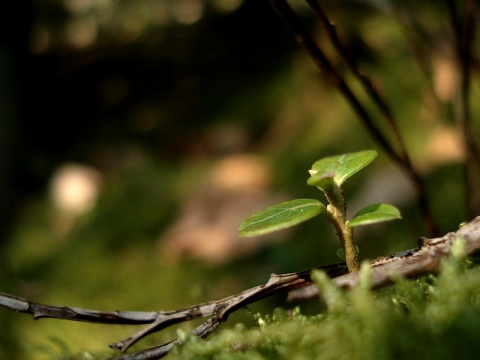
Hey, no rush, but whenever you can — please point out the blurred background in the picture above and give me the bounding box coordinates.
[0,0,477,358]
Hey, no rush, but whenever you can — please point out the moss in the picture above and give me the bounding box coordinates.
[172,252,480,359]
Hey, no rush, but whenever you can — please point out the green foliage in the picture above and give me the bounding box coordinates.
[238,199,325,237]
[239,150,401,271]
[308,150,377,187]
[172,252,480,359]
[348,203,401,228]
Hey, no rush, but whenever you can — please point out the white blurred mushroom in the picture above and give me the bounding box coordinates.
[49,163,102,218]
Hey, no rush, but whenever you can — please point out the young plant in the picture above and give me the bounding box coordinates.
[238,150,401,272]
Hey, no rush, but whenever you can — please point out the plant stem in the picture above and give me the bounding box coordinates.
[326,209,359,273]
[447,0,480,218]
[324,184,360,272]
[342,226,359,272]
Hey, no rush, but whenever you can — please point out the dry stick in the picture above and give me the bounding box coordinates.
[107,319,220,360]
[108,263,348,353]
[292,215,480,299]
[274,0,437,235]
[1,217,480,359]
[0,293,160,324]
[0,263,348,359]
[447,0,480,218]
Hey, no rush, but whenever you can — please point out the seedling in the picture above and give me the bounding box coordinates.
[238,150,401,272]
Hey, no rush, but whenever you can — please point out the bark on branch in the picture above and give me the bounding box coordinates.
[1,216,480,360]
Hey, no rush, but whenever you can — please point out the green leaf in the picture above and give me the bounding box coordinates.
[347,203,401,228]
[308,150,377,186]
[238,199,326,237]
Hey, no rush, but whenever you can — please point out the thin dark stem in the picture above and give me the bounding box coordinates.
[272,0,438,235]
[304,0,408,163]
[448,0,480,218]
[270,0,400,165]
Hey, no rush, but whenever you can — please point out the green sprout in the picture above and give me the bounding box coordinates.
[238,150,401,272]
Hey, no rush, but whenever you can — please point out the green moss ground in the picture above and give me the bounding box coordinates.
[170,252,480,360]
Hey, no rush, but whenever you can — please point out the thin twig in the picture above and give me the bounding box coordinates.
[270,0,401,165]
[304,0,407,161]
[0,293,159,324]
[108,263,347,352]
[106,319,219,360]
[272,0,438,235]
[447,0,480,217]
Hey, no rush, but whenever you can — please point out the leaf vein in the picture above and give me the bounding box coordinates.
[244,203,319,228]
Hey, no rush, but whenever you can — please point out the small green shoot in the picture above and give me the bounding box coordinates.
[238,150,401,272]
[308,150,377,186]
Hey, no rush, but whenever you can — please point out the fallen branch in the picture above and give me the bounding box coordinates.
[1,216,480,359]
[0,263,348,358]
[289,216,480,301]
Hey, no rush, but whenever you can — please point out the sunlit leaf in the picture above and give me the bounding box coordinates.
[347,203,401,228]
[238,199,326,237]
[308,156,339,178]
[308,150,377,186]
